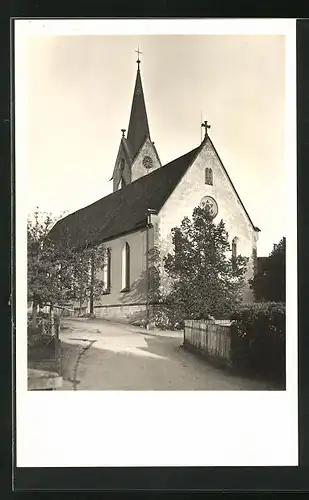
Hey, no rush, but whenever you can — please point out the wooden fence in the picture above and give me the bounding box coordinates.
[184,319,231,363]
[40,305,75,317]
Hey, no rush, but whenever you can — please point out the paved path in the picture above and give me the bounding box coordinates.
[59,318,271,391]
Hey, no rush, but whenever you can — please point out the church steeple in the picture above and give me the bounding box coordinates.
[111,49,161,191]
[127,49,150,159]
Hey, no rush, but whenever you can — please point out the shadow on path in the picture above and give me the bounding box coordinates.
[59,332,271,391]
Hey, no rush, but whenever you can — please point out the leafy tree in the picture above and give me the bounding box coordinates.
[27,209,62,328]
[250,237,286,302]
[164,206,248,320]
[71,245,109,316]
[27,208,107,328]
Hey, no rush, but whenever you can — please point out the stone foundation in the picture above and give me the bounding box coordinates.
[94,303,148,324]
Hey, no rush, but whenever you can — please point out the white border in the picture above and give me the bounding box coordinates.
[15,19,298,468]
[15,18,293,36]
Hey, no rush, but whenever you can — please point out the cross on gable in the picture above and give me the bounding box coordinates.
[201,120,211,138]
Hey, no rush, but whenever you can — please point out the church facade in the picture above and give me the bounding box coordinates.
[51,55,260,323]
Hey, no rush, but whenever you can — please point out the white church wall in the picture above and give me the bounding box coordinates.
[157,138,258,304]
[94,228,149,321]
[131,137,161,183]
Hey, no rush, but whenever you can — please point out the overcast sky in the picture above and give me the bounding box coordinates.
[26,34,285,256]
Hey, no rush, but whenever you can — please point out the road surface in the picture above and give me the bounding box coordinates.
[59,318,271,391]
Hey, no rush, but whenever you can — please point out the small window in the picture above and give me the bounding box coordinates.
[205,167,213,185]
[121,242,130,291]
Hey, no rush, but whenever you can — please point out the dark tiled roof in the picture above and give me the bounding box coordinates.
[49,146,200,248]
[127,69,150,159]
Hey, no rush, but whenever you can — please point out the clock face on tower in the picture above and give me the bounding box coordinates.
[200,196,218,218]
[143,155,153,169]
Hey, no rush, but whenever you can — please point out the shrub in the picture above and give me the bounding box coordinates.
[230,302,286,386]
[151,307,174,330]
[27,310,60,337]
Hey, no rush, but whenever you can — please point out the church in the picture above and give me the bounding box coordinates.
[51,52,260,323]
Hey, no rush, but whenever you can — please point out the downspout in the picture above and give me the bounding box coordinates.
[145,209,157,329]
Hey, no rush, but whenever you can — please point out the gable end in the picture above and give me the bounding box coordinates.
[207,137,259,232]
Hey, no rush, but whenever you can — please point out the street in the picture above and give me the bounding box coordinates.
[59,318,271,390]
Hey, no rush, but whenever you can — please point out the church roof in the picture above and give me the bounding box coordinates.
[50,146,201,248]
[126,67,150,160]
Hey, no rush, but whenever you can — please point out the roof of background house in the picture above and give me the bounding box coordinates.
[49,145,201,248]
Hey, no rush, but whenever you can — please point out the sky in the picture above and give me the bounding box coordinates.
[25,34,286,256]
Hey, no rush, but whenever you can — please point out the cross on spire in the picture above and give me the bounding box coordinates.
[201,120,211,139]
[135,46,142,70]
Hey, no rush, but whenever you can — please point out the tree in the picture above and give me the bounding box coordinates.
[250,237,286,302]
[164,206,248,320]
[27,209,107,327]
[27,209,63,328]
[71,245,109,316]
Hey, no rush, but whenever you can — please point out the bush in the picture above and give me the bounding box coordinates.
[151,305,189,330]
[27,310,60,337]
[230,302,286,386]
[151,307,174,330]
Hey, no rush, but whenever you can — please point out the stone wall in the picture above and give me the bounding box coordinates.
[94,303,147,323]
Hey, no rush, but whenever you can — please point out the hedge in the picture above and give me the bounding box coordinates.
[230,302,286,386]
[28,311,61,363]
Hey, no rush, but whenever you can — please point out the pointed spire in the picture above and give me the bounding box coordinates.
[127,49,150,159]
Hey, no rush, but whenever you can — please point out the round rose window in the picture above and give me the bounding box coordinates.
[200,196,218,218]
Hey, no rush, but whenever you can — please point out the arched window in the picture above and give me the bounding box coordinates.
[205,167,213,185]
[121,242,130,291]
[232,237,238,270]
[103,248,111,293]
